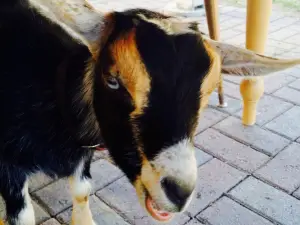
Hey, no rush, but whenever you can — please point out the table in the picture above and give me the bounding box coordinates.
[204,0,273,126]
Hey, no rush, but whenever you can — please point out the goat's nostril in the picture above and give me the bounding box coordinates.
[161,177,193,210]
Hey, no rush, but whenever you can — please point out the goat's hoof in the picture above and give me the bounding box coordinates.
[218,102,228,108]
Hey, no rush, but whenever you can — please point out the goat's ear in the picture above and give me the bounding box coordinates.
[204,38,300,76]
[29,0,108,58]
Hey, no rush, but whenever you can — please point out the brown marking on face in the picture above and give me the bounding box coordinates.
[107,27,151,158]
[109,29,151,118]
[134,157,162,206]
[141,158,161,188]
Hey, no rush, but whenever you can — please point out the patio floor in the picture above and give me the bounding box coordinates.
[1,1,300,224]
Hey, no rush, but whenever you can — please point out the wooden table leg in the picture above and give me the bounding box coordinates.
[240,0,272,126]
[204,0,220,41]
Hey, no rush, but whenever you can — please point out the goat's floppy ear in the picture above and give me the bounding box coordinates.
[204,38,300,77]
[29,0,107,58]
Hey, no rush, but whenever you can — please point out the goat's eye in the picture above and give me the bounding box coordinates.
[106,76,119,90]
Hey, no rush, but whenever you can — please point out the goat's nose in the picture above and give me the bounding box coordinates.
[161,177,194,210]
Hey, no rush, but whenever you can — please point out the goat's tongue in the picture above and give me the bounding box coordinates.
[145,196,173,221]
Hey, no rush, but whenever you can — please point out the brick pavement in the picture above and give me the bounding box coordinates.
[1,1,300,224]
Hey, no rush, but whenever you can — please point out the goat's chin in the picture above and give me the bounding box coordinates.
[134,181,175,222]
[144,191,174,222]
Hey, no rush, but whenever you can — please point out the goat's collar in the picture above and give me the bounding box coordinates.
[81,143,107,151]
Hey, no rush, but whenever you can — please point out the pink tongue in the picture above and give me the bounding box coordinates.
[158,212,170,217]
[146,196,172,221]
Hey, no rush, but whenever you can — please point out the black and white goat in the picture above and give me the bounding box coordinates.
[1,0,300,224]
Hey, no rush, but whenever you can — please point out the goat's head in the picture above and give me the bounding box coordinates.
[44,2,300,221]
[85,9,300,221]
[89,10,203,221]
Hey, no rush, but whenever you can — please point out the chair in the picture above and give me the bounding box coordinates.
[204,0,273,126]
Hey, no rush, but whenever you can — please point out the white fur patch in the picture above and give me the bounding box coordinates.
[70,160,92,198]
[141,139,197,212]
[69,160,96,225]
[71,178,92,200]
[153,139,197,187]
[13,181,35,225]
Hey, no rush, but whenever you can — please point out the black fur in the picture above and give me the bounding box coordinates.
[0,3,210,223]
[0,2,95,223]
[0,1,95,176]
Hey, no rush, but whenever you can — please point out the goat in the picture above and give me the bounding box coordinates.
[1,0,300,224]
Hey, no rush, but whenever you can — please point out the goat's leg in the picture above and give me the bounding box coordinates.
[69,161,96,225]
[217,75,227,108]
[0,169,34,225]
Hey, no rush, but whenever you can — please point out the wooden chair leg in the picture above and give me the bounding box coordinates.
[240,0,272,126]
[204,0,226,107]
[204,0,220,40]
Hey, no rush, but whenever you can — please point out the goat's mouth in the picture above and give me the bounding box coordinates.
[144,191,174,222]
